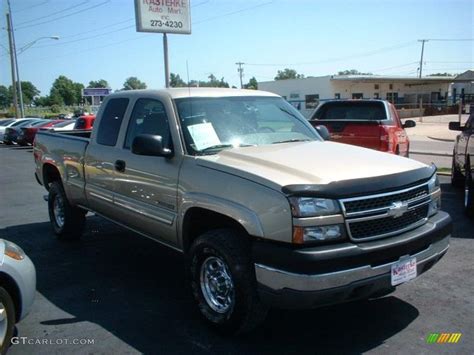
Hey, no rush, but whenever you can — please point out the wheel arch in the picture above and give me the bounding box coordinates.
[42,163,62,191]
[0,272,21,323]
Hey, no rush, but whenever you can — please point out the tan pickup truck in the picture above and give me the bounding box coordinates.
[34,88,452,333]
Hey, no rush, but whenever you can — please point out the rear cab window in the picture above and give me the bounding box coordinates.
[96,98,129,146]
[312,101,389,122]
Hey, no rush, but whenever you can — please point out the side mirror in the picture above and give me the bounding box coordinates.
[315,125,331,140]
[131,134,173,157]
[402,120,416,129]
[448,122,463,131]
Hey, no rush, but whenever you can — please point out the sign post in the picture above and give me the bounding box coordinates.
[134,0,191,88]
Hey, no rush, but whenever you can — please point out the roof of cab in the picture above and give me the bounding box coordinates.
[108,88,280,99]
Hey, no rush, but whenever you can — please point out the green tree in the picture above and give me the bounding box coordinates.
[87,79,109,88]
[50,75,83,105]
[170,73,187,87]
[34,96,52,107]
[0,85,11,108]
[18,81,40,105]
[337,69,373,75]
[275,68,305,80]
[244,77,258,90]
[122,77,147,90]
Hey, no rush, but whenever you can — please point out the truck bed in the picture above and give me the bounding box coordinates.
[34,130,91,205]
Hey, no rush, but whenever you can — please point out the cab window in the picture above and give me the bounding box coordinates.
[124,99,172,150]
[96,98,129,146]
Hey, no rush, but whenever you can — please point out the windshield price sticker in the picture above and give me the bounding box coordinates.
[187,123,221,151]
[135,0,191,34]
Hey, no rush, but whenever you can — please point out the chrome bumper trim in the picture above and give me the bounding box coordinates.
[255,236,449,292]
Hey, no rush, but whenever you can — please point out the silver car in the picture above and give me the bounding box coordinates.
[0,240,36,352]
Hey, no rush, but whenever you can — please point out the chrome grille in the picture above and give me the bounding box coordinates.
[341,182,431,242]
[349,204,429,240]
[344,185,429,214]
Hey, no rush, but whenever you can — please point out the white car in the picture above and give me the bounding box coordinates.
[46,120,76,131]
[0,240,36,352]
[0,119,42,141]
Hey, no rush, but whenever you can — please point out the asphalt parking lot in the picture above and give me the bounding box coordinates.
[0,144,473,355]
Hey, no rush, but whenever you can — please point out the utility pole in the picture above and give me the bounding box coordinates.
[163,33,170,88]
[6,13,19,118]
[236,62,244,89]
[418,39,428,78]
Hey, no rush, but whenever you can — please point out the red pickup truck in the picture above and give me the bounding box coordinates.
[73,115,95,130]
[309,100,416,157]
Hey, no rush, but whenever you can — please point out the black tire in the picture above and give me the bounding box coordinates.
[188,228,268,334]
[48,181,86,240]
[451,152,464,188]
[0,287,16,355]
[464,159,474,218]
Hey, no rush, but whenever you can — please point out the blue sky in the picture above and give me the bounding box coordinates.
[1,0,473,95]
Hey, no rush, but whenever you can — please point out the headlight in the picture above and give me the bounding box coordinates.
[293,225,344,244]
[289,197,340,217]
[428,174,441,216]
[428,174,440,193]
[3,240,25,261]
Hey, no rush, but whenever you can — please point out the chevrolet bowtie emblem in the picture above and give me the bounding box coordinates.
[387,201,409,218]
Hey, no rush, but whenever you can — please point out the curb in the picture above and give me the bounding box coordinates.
[437,171,451,176]
[427,136,455,143]
[411,150,452,157]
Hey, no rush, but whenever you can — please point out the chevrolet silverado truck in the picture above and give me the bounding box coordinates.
[34,88,452,333]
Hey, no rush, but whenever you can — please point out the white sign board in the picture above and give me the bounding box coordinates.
[135,0,191,34]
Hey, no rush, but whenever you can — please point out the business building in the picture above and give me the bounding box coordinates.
[258,72,472,118]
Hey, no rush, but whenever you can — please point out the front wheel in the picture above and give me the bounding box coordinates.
[0,287,16,355]
[188,229,268,334]
[48,181,86,240]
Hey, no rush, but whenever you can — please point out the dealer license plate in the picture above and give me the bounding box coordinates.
[391,257,417,286]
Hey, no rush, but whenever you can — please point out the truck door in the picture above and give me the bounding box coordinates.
[113,98,181,247]
[84,98,130,218]
[457,114,473,170]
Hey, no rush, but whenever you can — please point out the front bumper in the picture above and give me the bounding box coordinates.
[254,211,451,309]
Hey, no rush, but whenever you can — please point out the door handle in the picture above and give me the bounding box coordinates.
[114,160,126,172]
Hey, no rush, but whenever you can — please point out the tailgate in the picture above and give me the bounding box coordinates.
[314,120,381,150]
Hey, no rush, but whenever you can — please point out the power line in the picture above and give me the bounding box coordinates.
[245,41,417,66]
[16,0,110,30]
[193,1,275,25]
[425,38,474,41]
[15,1,89,26]
[13,0,50,14]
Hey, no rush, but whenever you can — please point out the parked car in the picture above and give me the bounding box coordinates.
[0,239,36,353]
[450,112,474,217]
[17,120,64,146]
[34,88,450,333]
[73,115,95,130]
[3,120,45,145]
[0,119,40,142]
[309,100,416,157]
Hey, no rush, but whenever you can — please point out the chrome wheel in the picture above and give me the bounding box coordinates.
[53,194,65,228]
[200,256,235,314]
[0,302,8,347]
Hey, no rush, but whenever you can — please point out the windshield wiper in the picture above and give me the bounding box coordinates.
[272,139,311,144]
[199,143,253,154]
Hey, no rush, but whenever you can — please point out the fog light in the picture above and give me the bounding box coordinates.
[293,225,343,244]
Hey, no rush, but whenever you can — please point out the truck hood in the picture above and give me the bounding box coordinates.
[197,141,427,191]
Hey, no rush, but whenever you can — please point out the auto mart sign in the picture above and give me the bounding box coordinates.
[135,0,191,34]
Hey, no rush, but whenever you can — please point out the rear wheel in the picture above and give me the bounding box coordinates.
[0,287,15,355]
[48,181,86,240]
[188,229,268,334]
[451,152,463,188]
[464,159,474,218]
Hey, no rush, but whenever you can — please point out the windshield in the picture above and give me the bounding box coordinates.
[0,120,13,126]
[313,101,388,121]
[175,96,320,155]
